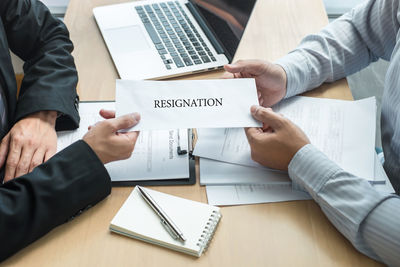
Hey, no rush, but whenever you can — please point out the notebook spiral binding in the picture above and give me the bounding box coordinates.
[196,210,222,252]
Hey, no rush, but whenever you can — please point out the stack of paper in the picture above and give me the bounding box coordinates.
[193,96,391,206]
[202,153,393,206]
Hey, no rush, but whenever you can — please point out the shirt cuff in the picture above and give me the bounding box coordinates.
[275,51,311,98]
[288,144,342,199]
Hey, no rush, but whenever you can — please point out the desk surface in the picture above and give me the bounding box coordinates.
[4,0,381,266]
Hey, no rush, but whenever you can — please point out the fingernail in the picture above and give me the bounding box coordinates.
[132,113,141,122]
[250,105,258,114]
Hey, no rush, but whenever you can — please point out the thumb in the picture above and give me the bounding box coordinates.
[224,60,265,75]
[250,105,285,130]
[99,109,116,119]
[106,113,141,132]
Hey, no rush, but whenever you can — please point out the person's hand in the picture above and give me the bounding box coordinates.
[83,110,141,164]
[245,106,310,171]
[0,111,58,182]
[223,60,287,107]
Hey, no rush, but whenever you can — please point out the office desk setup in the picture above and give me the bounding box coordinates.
[3,0,383,266]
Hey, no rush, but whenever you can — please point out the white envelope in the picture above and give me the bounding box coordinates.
[116,79,261,131]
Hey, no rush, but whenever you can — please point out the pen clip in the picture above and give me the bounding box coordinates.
[189,128,195,159]
[160,218,179,240]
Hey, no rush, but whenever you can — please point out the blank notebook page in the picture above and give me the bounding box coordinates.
[110,187,221,257]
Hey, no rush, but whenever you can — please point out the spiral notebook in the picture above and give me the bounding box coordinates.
[110,187,221,257]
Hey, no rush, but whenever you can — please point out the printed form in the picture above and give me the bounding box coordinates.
[199,158,290,185]
[205,151,394,206]
[57,102,189,181]
[194,96,377,180]
[206,184,312,206]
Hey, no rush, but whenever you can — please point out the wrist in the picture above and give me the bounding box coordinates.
[27,111,58,127]
[82,136,109,164]
[275,64,287,95]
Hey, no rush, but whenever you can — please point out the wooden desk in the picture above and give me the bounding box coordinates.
[4,0,381,266]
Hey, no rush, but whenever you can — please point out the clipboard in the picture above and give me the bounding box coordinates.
[76,101,196,187]
[112,129,196,187]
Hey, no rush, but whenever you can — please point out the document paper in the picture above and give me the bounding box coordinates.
[116,79,261,131]
[205,150,393,206]
[199,158,290,185]
[57,102,189,181]
[206,184,312,206]
[194,96,377,180]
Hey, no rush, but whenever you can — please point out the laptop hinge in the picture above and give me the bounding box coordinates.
[185,1,230,60]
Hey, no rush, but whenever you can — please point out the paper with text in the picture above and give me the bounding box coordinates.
[57,102,189,181]
[199,158,290,185]
[206,184,311,206]
[194,96,376,180]
[205,150,393,206]
[116,79,261,131]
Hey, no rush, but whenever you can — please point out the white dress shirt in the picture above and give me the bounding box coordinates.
[275,0,400,265]
[0,80,8,138]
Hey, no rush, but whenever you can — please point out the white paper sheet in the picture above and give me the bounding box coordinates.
[115,79,261,131]
[199,158,290,185]
[194,96,377,180]
[205,150,394,206]
[206,184,311,206]
[195,128,261,168]
[200,150,386,187]
[57,102,189,181]
[106,129,189,181]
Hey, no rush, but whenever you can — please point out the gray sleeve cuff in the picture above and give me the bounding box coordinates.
[287,143,398,257]
[288,144,342,199]
[275,51,311,98]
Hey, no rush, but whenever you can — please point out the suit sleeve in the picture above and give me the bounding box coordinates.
[0,140,111,262]
[0,0,79,130]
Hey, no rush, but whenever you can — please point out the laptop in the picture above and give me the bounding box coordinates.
[93,0,257,80]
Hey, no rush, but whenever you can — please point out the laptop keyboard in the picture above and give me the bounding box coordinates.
[135,1,217,70]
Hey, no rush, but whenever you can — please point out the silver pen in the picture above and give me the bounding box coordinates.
[137,186,186,242]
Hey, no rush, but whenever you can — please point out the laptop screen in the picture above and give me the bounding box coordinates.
[190,0,257,60]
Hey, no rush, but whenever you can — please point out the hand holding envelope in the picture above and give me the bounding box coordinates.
[116,79,262,131]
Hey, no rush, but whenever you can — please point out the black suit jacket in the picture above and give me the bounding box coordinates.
[0,0,112,262]
[0,141,111,262]
[0,0,79,131]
